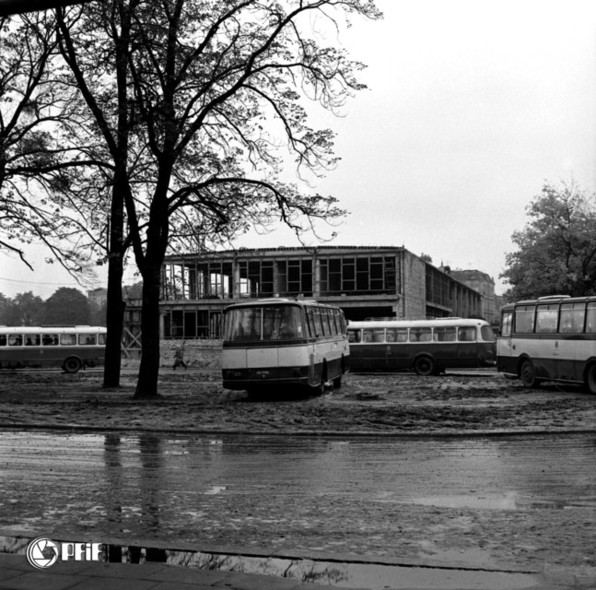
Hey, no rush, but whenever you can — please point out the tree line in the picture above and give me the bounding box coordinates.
[0,287,104,326]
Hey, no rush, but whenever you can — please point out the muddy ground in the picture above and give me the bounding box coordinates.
[0,361,594,435]
[0,360,594,585]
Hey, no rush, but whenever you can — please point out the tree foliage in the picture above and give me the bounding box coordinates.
[0,12,108,281]
[43,286,91,324]
[501,182,596,301]
[56,0,381,398]
[0,287,96,325]
[0,291,44,325]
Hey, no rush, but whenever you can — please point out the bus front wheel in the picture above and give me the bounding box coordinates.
[413,355,435,377]
[584,363,596,395]
[63,356,83,374]
[520,359,539,388]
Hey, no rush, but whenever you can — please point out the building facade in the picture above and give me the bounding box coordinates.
[450,269,498,325]
[130,246,484,340]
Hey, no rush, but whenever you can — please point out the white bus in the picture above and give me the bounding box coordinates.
[497,295,596,393]
[0,326,107,373]
[222,299,349,394]
[348,318,496,375]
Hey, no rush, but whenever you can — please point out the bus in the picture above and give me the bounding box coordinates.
[222,299,349,393]
[497,295,596,393]
[347,318,496,375]
[0,326,107,373]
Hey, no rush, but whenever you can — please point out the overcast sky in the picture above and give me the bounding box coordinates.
[2,0,596,298]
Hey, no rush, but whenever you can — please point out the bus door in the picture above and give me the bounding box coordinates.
[457,326,478,367]
[360,328,386,370]
[432,326,457,366]
[385,327,409,370]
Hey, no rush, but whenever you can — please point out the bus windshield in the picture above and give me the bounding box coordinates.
[225,306,304,341]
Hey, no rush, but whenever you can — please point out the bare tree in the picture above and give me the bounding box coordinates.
[56,0,381,398]
[0,11,104,283]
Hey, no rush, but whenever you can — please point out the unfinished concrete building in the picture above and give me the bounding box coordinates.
[132,246,484,339]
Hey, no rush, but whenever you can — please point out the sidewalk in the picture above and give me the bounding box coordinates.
[0,552,339,590]
[2,550,593,590]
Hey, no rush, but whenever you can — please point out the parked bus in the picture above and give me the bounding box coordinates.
[0,326,107,373]
[347,318,496,375]
[222,299,349,393]
[497,295,596,393]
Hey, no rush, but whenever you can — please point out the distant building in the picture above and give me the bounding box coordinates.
[124,246,486,339]
[86,288,107,311]
[449,269,498,324]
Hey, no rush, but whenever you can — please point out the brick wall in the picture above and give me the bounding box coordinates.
[402,252,426,319]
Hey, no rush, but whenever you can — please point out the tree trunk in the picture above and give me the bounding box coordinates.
[102,252,125,388]
[133,263,162,399]
[102,181,126,389]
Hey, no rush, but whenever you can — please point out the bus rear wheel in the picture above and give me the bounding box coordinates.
[520,359,539,388]
[312,362,327,395]
[413,355,435,377]
[63,356,83,374]
[585,364,596,395]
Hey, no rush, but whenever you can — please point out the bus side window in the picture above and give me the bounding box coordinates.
[25,335,40,346]
[8,335,22,346]
[458,327,476,342]
[410,328,431,342]
[515,305,535,333]
[79,334,97,345]
[362,329,374,343]
[501,311,513,337]
[395,328,408,342]
[0,334,6,346]
[348,329,361,343]
[322,310,332,337]
[535,304,559,333]
[586,303,596,333]
[481,325,496,341]
[332,310,341,335]
[42,334,59,346]
[98,334,107,345]
[433,327,456,342]
[60,334,76,346]
[560,303,585,333]
[306,308,316,338]
[371,329,384,342]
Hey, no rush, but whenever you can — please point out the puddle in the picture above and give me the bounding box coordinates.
[403,492,596,511]
[0,535,542,590]
[405,492,520,511]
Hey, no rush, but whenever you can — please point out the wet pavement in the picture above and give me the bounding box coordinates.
[0,431,594,539]
[0,430,595,588]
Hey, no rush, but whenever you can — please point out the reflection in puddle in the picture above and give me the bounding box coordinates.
[0,535,542,590]
[403,492,595,511]
[166,551,540,589]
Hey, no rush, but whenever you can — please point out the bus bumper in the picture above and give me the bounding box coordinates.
[222,366,311,390]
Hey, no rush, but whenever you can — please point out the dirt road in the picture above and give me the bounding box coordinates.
[0,367,593,435]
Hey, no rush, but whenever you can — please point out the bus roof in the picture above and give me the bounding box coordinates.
[224,298,341,310]
[347,318,488,329]
[0,326,107,334]
[501,295,596,309]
